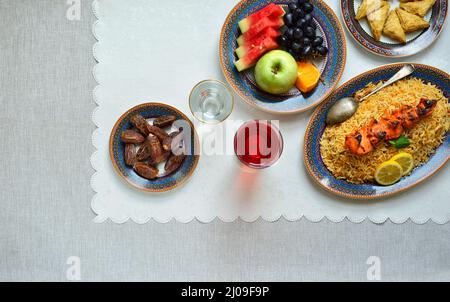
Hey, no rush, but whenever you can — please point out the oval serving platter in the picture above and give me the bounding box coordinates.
[341,0,448,57]
[109,103,200,193]
[304,63,449,199]
[219,0,347,114]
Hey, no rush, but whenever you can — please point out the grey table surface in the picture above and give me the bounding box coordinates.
[0,0,449,282]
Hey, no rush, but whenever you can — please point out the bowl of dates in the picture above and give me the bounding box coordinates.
[109,103,200,192]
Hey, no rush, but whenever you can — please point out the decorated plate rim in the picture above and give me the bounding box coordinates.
[109,102,200,193]
[303,62,450,200]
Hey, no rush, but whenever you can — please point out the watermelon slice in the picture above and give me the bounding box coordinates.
[237,26,281,48]
[240,16,284,44]
[234,37,278,72]
[236,27,281,58]
[238,4,285,33]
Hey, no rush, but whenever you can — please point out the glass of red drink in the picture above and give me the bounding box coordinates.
[234,120,284,169]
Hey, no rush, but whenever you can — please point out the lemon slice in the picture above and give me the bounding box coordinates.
[391,152,414,175]
[375,161,404,186]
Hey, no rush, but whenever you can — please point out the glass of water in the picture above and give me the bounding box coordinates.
[189,80,234,124]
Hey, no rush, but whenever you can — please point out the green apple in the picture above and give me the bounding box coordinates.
[255,50,298,95]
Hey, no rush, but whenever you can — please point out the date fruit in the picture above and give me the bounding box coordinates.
[162,130,184,152]
[123,114,191,180]
[136,139,152,161]
[130,114,150,136]
[164,154,186,175]
[133,162,159,180]
[162,136,173,152]
[121,130,145,144]
[148,135,165,164]
[153,115,176,128]
[147,124,169,141]
[124,144,137,166]
[147,149,171,166]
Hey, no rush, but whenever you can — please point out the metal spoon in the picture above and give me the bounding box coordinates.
[326,64,415,126]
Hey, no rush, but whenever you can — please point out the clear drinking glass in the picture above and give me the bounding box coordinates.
[189,80,234,124]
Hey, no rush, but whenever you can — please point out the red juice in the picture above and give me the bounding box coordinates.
[234,120,283,169]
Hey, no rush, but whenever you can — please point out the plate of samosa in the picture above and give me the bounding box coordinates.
[341,0,447,57]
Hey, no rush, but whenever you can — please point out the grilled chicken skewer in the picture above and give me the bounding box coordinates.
[345,99,437,156]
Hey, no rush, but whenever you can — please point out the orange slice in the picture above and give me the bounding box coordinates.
[296,61,320,94]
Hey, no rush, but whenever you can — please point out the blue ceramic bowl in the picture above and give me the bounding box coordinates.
[219,0,347,114]
[304,63,450,199]
[109,103,200,192]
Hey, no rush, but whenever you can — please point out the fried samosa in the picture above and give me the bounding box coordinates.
[356,0,369,20]
[383,10,407,43]
[400,0,436,17]
[355,0,387,20]
[396,8,430,32]
[367,3,390,41]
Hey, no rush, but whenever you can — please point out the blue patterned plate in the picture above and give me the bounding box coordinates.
[109,103,200,193]
[219,0,347,114]
[304,63,449,199]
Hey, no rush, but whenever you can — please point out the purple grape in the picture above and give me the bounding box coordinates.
[304,26,316,38]
[316,45,328,55]
[293,28,303,40]
[302,2,314,13]
[312,36,323,47]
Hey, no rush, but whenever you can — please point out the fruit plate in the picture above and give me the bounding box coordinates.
[219,0,347,114]
[109,103,200,193]
[341,0,448,57]
[304,63,449,199]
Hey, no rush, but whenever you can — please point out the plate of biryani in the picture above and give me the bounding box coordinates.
[304,63,449,199]
[341,0,448,57]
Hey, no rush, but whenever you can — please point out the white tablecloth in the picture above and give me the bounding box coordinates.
[91,0,450,224]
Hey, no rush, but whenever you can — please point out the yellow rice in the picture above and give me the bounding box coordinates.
[320,77,450,184]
